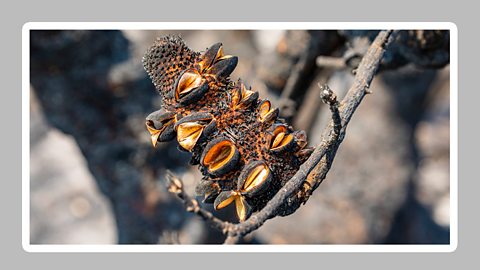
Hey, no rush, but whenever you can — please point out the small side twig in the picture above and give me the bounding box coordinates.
[165,171,232,235]
[319,83,341,136]
[307,30,395,192]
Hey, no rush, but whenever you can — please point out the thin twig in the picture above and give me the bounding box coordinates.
[319,83,341,136]
[165,171,232,235]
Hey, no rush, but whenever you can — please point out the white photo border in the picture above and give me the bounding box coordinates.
[22,22,458,252]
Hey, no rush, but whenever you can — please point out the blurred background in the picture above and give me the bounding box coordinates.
[29,29,450,244]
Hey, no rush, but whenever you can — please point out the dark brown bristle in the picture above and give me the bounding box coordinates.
[142,35,199,98]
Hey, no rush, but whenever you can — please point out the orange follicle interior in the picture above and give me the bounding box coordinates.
[176,71,203,99]
[259,100,275,121]
[177,122,205,151]
[215,192,237,210]
[243,164,269,192]
[270,126,293,150]
[203,140,236,172]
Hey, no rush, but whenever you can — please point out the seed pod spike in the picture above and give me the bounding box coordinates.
[143,37,311,221]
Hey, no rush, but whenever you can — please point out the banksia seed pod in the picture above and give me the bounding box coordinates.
[143,36,313,221]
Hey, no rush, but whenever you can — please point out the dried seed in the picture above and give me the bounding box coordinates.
[262,108,279,123]
[214,190,252,221]
[146,109,176,123]
[258,100,271,118]
[179,83,209,105]
[239,91,259,109]
[202,119,217,139]
[272,132,285,148]
[203,190,220,204]
[231,84,242,106]
[175,69,203,99]
[175,112,213,124]
[196,42,238,79]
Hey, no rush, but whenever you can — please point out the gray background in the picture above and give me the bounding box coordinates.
[2,0,475,268]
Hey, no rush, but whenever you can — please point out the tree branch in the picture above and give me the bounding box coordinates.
[227,29,395,238]
[165,30,395,242]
